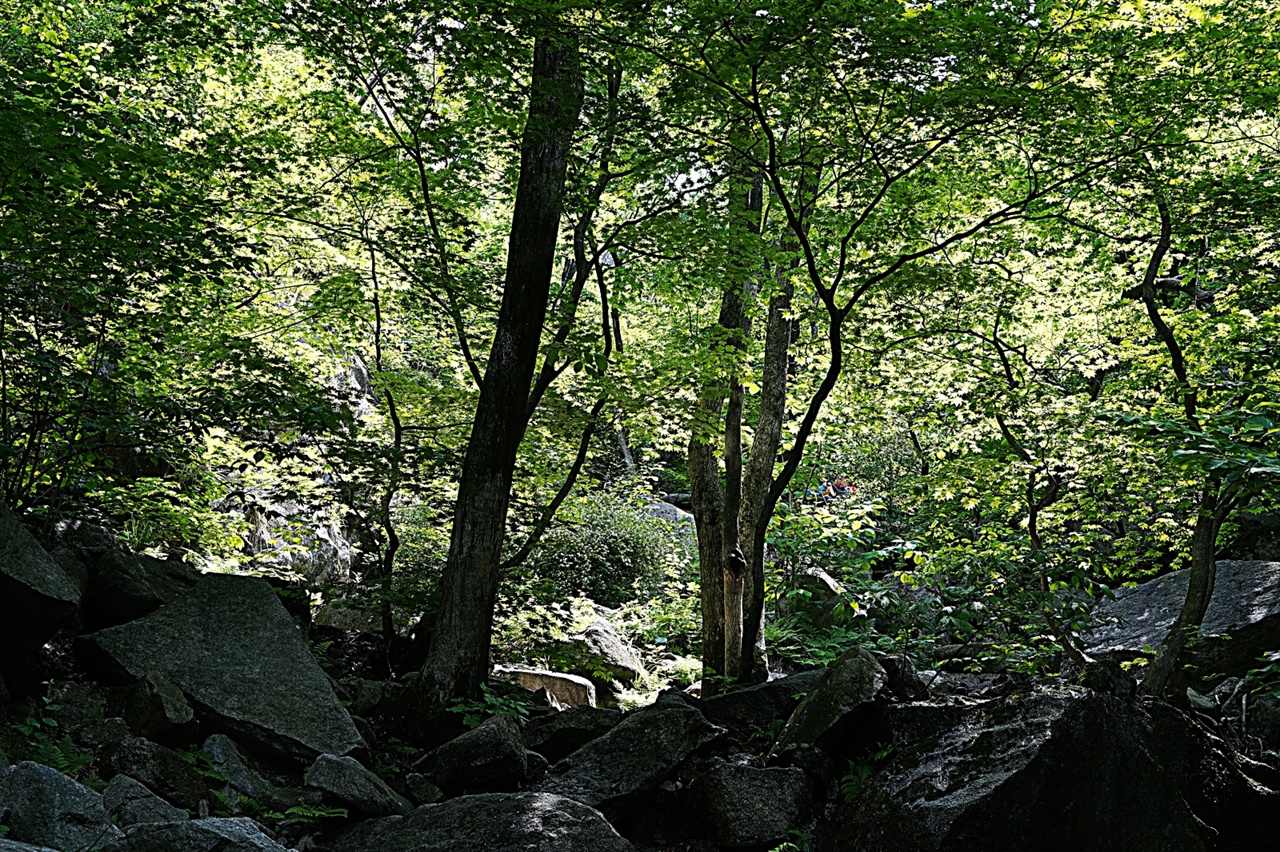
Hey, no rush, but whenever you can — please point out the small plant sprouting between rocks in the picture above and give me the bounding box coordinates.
[1248,649,1280,701]
[840,743,894,802]
[7,684,95,781]
[446,684,530,729]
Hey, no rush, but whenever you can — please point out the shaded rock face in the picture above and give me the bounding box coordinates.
[817,688,1280,852]
[775,647,887,755]
[420,714,528,795]
[102,775,189,827]
[642,500,696,536]
[203,734,300,812]
[81,550,201,631]
[0,761,124,851]
[523,706,623,764]
[1221,514,1280,562]
[701,669,824,740]
[305,754,412,817]
[536,693,724,811]
[108,736,209,812]
[83,573,365,763]
[0,509,80,674]
[119,671,195,743]
[0,840,59,851]
[123,817,288,851]
[404,773,445,806]
[328,792,634,852]
[691,760,813,850]
[1085,560,1280,681]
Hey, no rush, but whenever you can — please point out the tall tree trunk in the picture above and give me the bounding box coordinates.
[689,416,728,691]
[689,286,750,695]
[406,32,583,712]
[690,168,761,695]
[738,261,794,681]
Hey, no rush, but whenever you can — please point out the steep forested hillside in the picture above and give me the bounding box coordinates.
[3,0,1279,739]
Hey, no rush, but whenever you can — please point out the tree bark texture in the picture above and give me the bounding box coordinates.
[409,32,583,713]
[738,262,794,680]
[690,167,761,694]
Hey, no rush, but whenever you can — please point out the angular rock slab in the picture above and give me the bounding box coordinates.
[102,774,189,827]
[419,713,527,794]
[81,550,200,630]
[537,694,723,808]
[328,793,634,852]
[497,665,597,708]
[306,754,412,817]
[203,734,300,812]
[0,508,79,657]
[108,736,209,811]
[692,761,813,850]
[816,688,1280,852]
[552,620,643,691]
[523,706,622,764]
[84,573,364,762]
[0,761,124,851]
[701,669,824,738]
[775,647,886,755]
[124,817,287,851]
[1085,560,1280,679]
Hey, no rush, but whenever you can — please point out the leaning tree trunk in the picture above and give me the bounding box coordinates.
[405,33,583,714]
[1141,482,1224,696]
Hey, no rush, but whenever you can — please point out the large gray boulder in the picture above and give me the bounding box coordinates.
[523,706,623,764]
[1085,560,1280,680]
[83,573,365,762]
[642,500,695,535]
[124,817,287,851]
[102,775,189,827]
[81,550,200,630]
[327,793,634,852]
[701,669,824,739]
[305,754,412,817]
[774,647,887,754]
[418,714,527,794]
[536,693,723,809]
[0,761,124,851]
[0,508,80,662]
[815,688,1280,852]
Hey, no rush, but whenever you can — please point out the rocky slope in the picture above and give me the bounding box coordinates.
[3,507,1280,851]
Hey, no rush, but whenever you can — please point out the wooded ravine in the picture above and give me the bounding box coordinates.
[2,1,1280,850]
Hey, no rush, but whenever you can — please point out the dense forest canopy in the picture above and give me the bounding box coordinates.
[3,0,1279,709]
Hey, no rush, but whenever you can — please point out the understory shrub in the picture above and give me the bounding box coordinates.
[523,488,691,608]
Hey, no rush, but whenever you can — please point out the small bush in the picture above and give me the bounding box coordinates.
[524,489,689,608]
